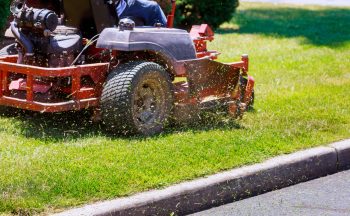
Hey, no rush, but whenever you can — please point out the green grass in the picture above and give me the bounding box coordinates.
[1,2,350,215]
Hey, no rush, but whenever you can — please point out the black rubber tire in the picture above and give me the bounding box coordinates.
[239,76,255,110]
[0,43,17,56]
[247,90,255,110]
[100,61,174,136]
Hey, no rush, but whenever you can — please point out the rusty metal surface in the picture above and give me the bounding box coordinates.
[184,58,240,97]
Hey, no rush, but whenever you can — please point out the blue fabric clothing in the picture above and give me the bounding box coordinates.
[116,0,127,17]
[116,0,167,26]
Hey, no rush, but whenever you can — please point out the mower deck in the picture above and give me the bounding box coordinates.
[0,54,253,116]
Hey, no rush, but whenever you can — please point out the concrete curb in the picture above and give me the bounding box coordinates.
[330,139,350,171]
[54,139,350,216]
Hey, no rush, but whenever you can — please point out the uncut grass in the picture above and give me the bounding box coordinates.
[1,2,350,214]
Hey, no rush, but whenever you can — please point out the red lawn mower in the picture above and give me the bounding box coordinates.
[0,0,255,135]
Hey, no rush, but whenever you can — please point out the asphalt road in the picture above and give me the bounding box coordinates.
[190,170,350,216]
[241,0,350,7]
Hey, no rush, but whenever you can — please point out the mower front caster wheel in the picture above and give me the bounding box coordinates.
[100,61,174,136]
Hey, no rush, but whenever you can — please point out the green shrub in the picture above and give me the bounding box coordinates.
[156,0,172,12]
[0,0,10,34]
[157,0,239,29]
[175,0,239,29]
[0,0,239,32]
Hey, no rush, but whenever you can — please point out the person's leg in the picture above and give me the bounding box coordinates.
[121,0,167,26]
[150,2,167,26]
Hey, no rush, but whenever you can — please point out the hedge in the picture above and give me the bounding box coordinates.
[157,0,239,29]
[0,0,10,35]
[0,0,239,34]
[174,0,239,29]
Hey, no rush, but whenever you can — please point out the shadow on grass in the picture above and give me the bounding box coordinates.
[219,6,350,46]
[0,108,243,141]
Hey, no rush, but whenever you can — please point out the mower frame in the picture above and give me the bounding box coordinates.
[0,55,108,112]
[0,54,251,113]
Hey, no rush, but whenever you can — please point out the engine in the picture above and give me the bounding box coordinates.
[10,0,82,67]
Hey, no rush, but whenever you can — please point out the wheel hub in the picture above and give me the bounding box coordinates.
[134,83,162,126]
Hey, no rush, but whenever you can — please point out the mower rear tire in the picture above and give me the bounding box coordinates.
[100,61,174,136]
[247,90,255,110]
[0,43,17,56]
[239,76,255,111]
